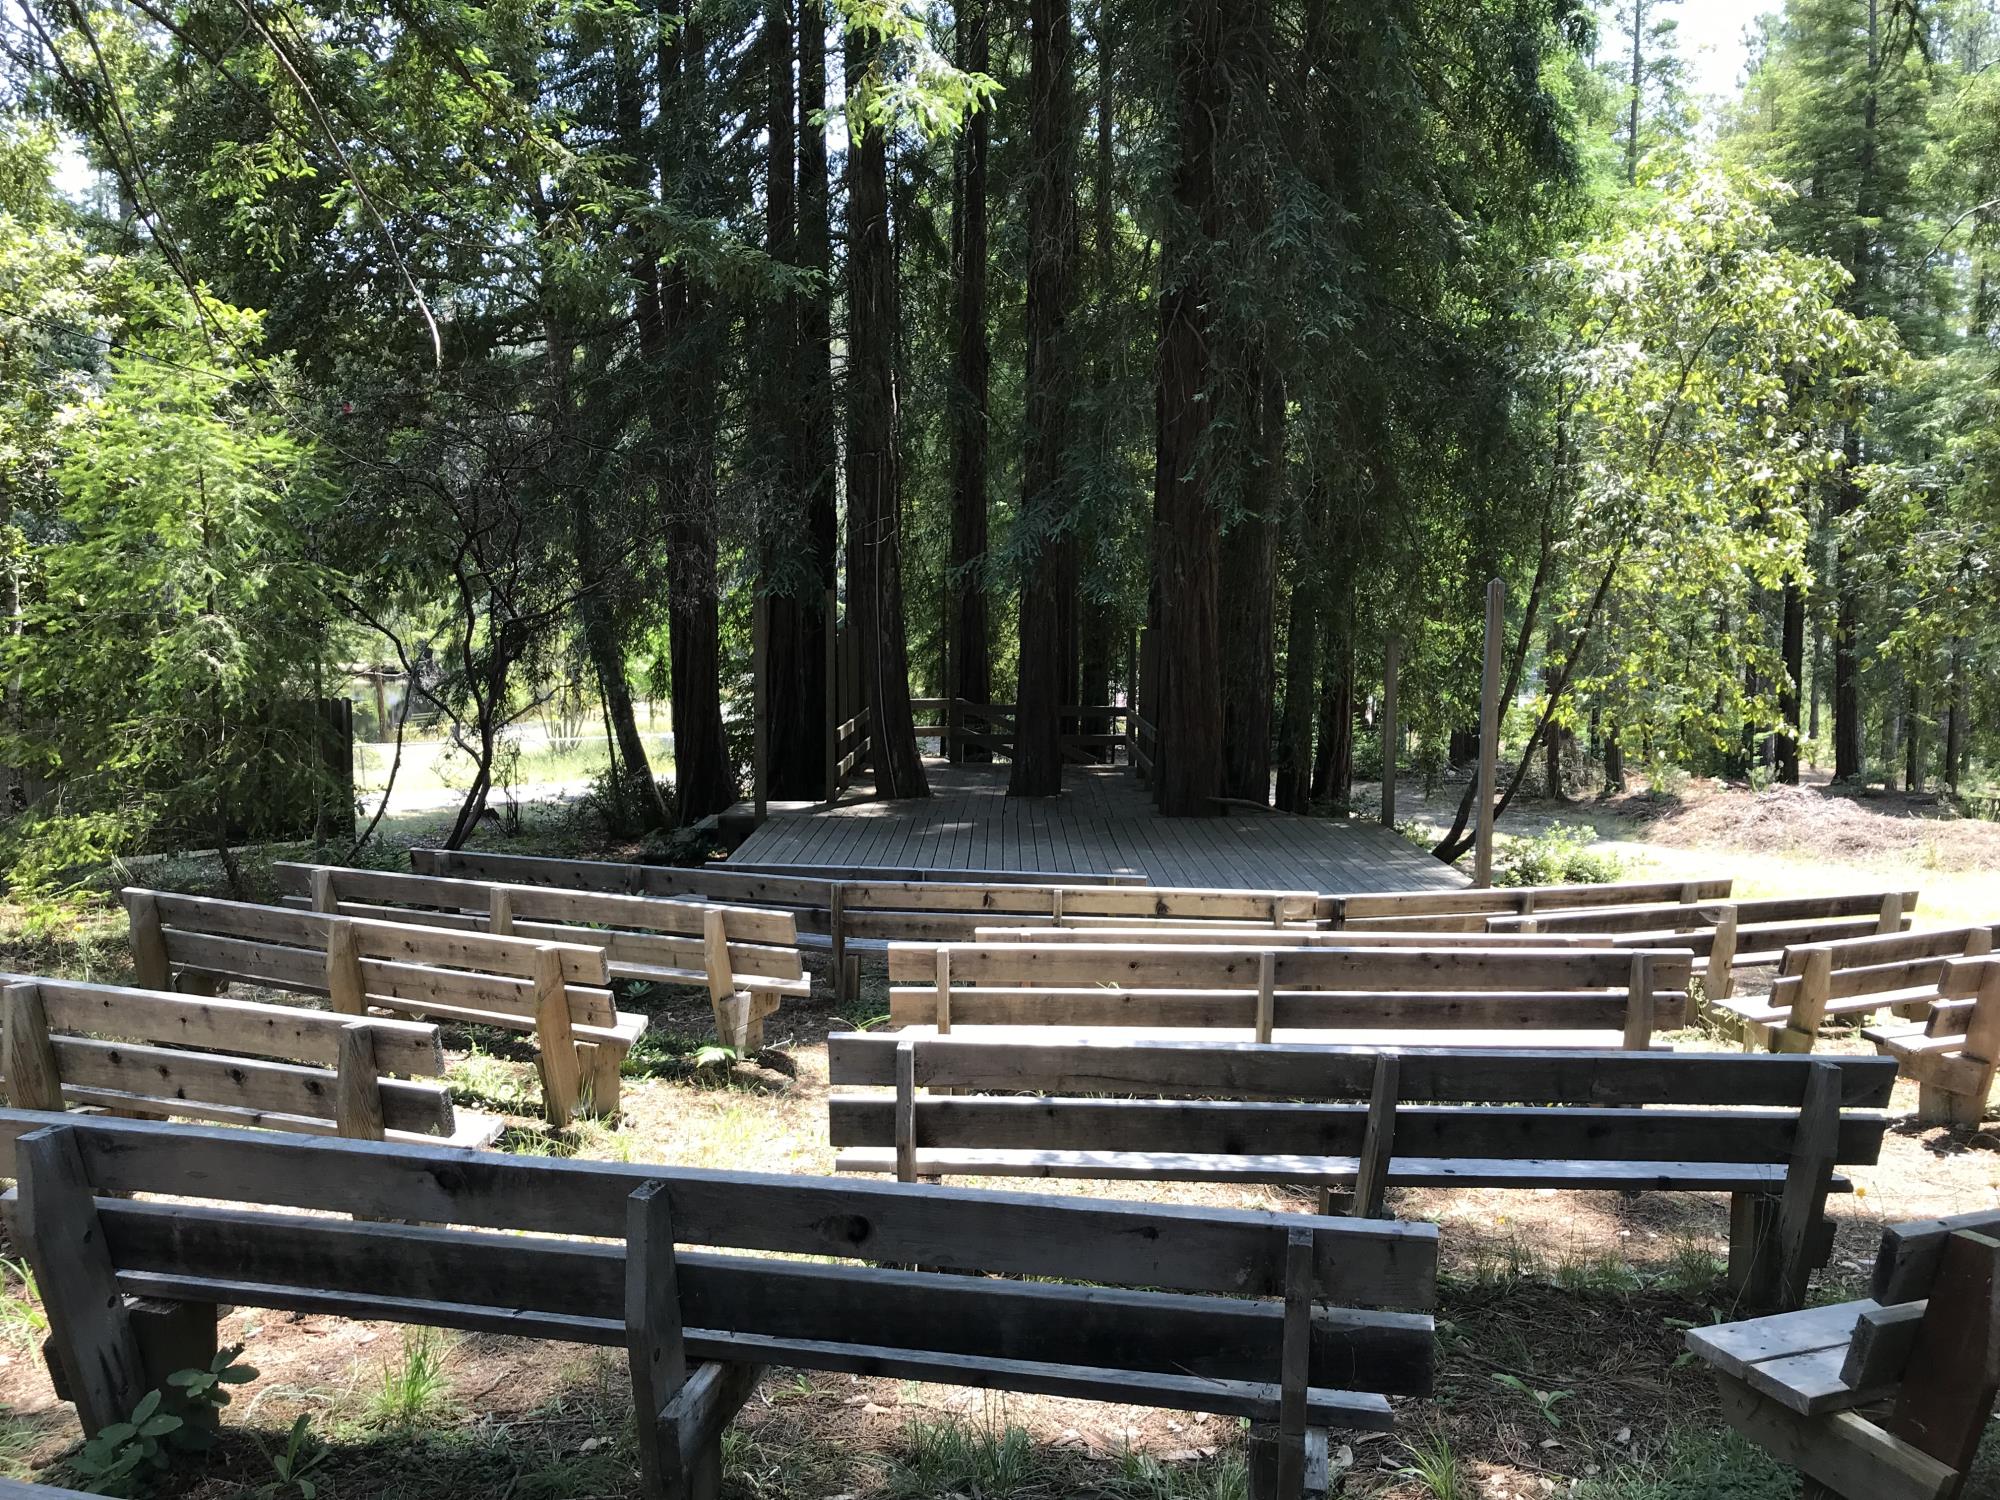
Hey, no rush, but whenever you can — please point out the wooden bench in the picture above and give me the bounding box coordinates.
[412,846,1319,1002]
[0,973,494,1145]
[273,863,807,1052]
[885,942,1695,1049]
[1686,1207,2000,1499]
[723,861,1148,886]
[122,888,639,1127]
[0,1110,1438,1500]
[1866,957,2000,1125]
[972,925,1615,948]
[1324,878,1733,931]
[830,1036,1891,1312]
[1716,925,2000,1053]
[1484,890,1917,978]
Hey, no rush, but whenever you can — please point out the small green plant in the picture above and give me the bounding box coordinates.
[166,1343,259,1441]
[69,1388,181,1496]
[887,1415,1043,1497]
[0,1259,48,1349]
[252,1413,329,1498]
[1394,1427,1467,1500]
[1492,1371,1573,1428]
[363,1327,455,1430]
[1495,822,1623,887]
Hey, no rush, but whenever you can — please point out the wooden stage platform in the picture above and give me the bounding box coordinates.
[728,763,1466,894]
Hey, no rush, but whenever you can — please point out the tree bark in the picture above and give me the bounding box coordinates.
[844,27,928,799]
[1219,361,1282,804]
[947,0,993,764]
[1274,524,1318,813]
[761,1,831,800]
[1778,578,1804,783]
[1010,0,1080,798]
[1150,0,1227,817]
[1832,433,1865,782]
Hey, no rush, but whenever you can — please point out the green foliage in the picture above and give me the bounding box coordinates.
[68,1346,253,1496]
[1495,823,1623,886]
[363,1328,456,1430]
[251,1413,329,1499]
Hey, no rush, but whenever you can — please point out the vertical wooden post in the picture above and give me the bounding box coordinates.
[334,1022,386,1141]
[326,919,367,1016]
[1276,1226,1314,1499]
[626,1181,689,1498]
[1380,634,1400,829]
[702,908,745,1050]
[1706,907,1741,1003]
[1254,953,1277,1045]
[1885,1229,2000,1480]
[3,983,64,1113]
[752,593,769,824]
[1775,947,1832,1055]
[308,867,338,914]
[894,1039,918,1183]
[828,884,849,1007]
[1351,1054,1400,1220]
[1878,891,1906,936]
[934,948,952,1035]
[1473,579,1504,888]
[124,890,170,992]
[823,587,840,806]
[15,1126,148,1435]
[488,888,515,936]
[531,944,579,1129]
[1774,1061,1842,1310]
[1623,952,1657,1050]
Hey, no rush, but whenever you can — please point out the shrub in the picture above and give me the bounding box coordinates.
[1495,822,1623,887]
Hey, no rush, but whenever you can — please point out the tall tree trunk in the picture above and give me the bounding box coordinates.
[1219,363,1282,804]
[844,27,928,799]
[1073,0,1121,765]
[1832,434,1866,782]
[648,8,735,823]
[795,0,839,783]
[1311,623,1354,808]
[1274,522,1318,813]
[946,0,993,765]
[761,2,829,800]
[1945,638,1966,793]
[1778,579,1804,784]
[1011,0,1080,798]
[1150,0,1227,817]
[1625,0,1645,185]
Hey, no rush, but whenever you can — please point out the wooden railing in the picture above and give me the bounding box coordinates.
[826,706,871,805]
[910,699,1132,764]
[1129,712,1156,784]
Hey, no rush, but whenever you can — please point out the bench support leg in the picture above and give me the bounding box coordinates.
[1919,1081,1985,1129]
[1727,1192,1782,1311]
[578,1042,623,1119]
[14,1126,149,1435]
[627,1181,767,1499]
[1247,1426,1328,1500]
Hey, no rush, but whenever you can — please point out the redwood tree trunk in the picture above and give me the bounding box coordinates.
[1010,0,1080,799]
[947,0,993,765]
[1832,434,1865,782]
[760,2,829,800]
[1274,536,1318,813]
[1219,362,1282,804]
[796,0,839,785]
[844,27,928,799]
[1150,0,1227,817]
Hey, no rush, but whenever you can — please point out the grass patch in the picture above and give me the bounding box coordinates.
[363,1329,457,1432]
[1575,1426,1794,1499]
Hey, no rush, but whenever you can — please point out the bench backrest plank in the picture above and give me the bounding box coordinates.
[1327,879,1733,929]
[272,863,805,986]
[0,977,455,1139]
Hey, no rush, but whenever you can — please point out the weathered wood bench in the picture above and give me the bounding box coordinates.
[1484,888,1916,969]
[0,973,494,1145]
[412,846,1319,1002]
[723,861,1148,886]
[0,1110,1438,1500]
[273,862,807,1051]
[1323,878,1733,932]
[885,942,1695,1049]
[122,888,639,1127]
[1686,1207,2000,1499]
[1716,925,2000,1053]
[1865,957,2000,1126]
[972,925,1614,949]
[830,1036,1890,1312]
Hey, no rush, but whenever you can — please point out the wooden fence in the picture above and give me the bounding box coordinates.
[909,699,1133,766]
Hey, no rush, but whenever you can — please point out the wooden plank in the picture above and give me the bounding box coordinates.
[627,1182,687,1496]
[124,891,169,990]
[2,983,62,1112]
[1711,1373,1955,1500]
[1776,1062,1843,1310]
[1841,1301,1926,1394]
[1276,1226,1314,1498]
[90,1198,1436,1396]
[1351,1055,1399,1219]
[1875,1209,2000,1304]
[830,1097,1886,1165]
[532,945,580,1128]
[334,1023,387,1141]
[0,1110,1437,1307]
[1885,1230,2000,1479]
[827,1035,1898,1106]
[14,1126,147,1434]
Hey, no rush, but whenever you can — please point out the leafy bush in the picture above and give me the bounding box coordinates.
[1494,823,1623,886]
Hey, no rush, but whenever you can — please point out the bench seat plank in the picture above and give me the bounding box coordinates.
[834,1148,1853,1195]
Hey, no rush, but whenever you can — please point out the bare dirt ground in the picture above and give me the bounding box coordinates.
[0,785,1997,1498]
